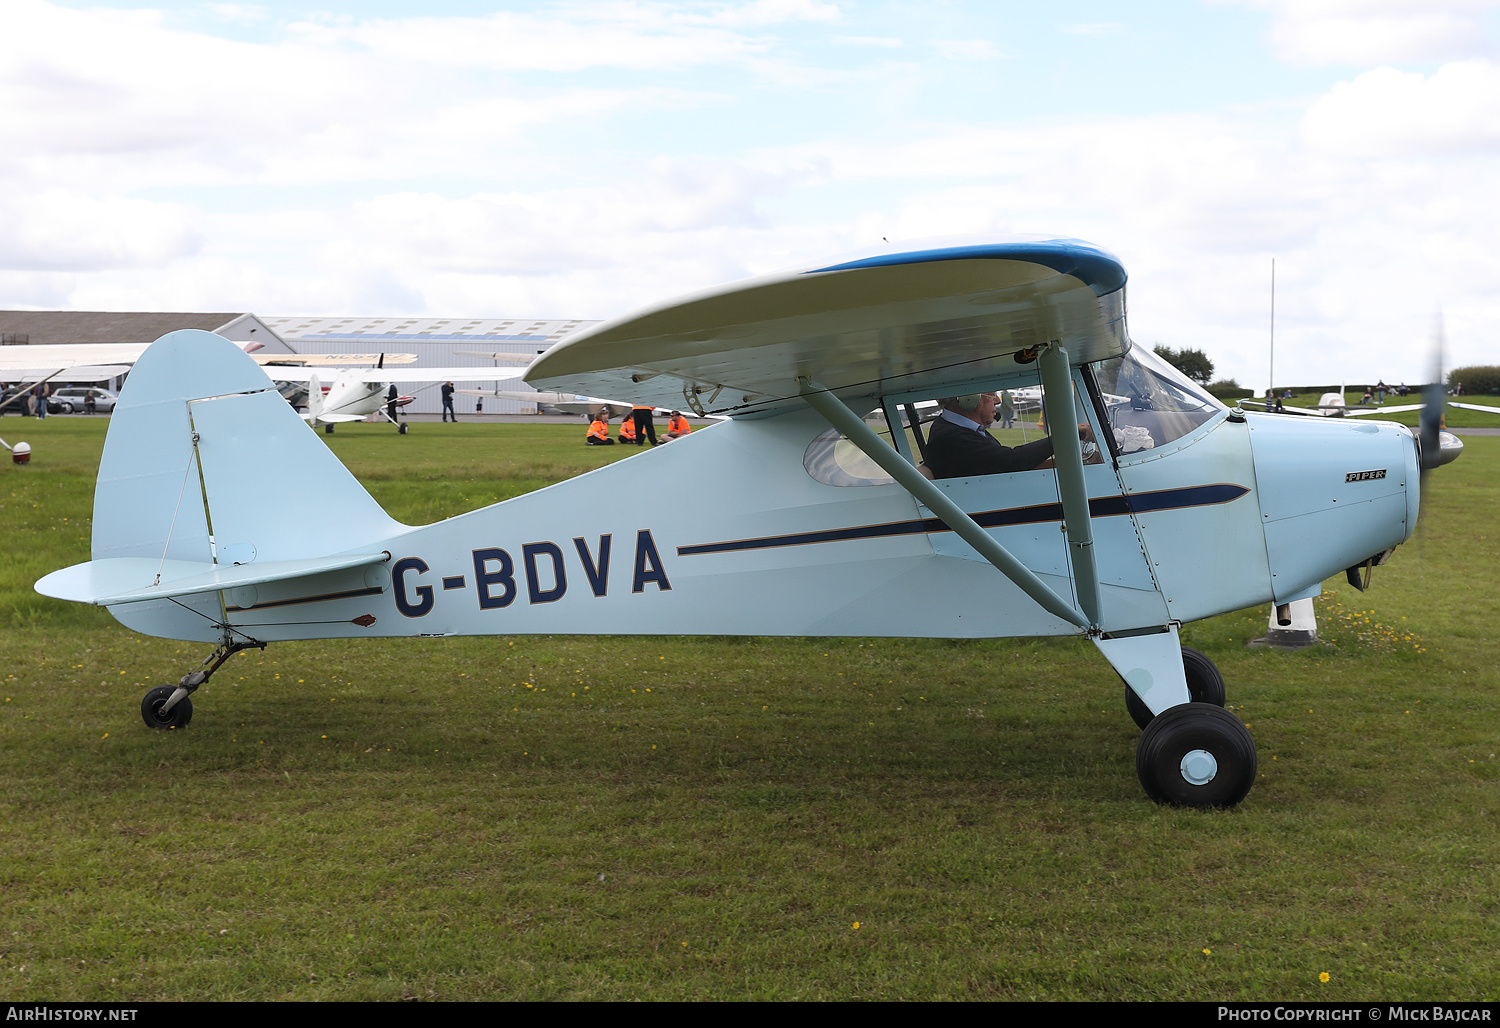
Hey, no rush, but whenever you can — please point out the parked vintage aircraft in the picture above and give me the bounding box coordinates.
[262,360,526,432]
[35,236,1449,809]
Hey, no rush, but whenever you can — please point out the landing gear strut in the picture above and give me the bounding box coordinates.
[1125,645,1225,729]
[140,637,265,730]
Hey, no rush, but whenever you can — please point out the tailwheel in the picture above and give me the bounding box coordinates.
[1126,645,1225,729]
[141,685,193,730]
[1135,702,1256,808]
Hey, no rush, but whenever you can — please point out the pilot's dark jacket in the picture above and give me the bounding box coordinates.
[924,415,1055,479]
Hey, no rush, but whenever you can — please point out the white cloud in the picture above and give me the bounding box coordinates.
[1241,0,1500,65]
[0,189,202,272]
[203,3,266,22]
[834,35,901,47]
[1301,60,1500,156]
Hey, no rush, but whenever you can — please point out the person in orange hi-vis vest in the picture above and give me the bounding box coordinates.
[586,415,614,445]
[629,403,658,446]
[618,414,637,444]
[666,411,692,439]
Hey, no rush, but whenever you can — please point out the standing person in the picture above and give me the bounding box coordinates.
[386,383,400,425]
[441,381,456,422]
[475,394,483,416]
[35,383,47,419]
[630,403,657,446]
[999,389,1014,429]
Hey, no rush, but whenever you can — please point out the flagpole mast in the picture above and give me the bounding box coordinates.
[1269,257,1275,402]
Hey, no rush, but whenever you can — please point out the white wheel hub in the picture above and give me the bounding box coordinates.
[1180,749,1218,786]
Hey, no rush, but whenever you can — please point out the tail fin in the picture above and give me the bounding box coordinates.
[306,371,324,425]
[92,330,403,567]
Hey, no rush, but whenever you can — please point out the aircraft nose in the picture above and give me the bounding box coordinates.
[1247,414,1417,602]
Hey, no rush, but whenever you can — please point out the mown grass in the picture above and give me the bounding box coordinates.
[0,418,1496,1001]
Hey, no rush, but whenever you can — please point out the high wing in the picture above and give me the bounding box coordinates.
[252,353,418,367]
[1340,403,1427,418]
[0,343,151,373]
[263,366,526,385]
[1239,399,1365,417]
[4,365,132,383]
[1449,401,1500,415]
[451,351,537,364]
[525,236,1129,418]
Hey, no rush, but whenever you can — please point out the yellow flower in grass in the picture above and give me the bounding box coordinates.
[1320,972,1330,983]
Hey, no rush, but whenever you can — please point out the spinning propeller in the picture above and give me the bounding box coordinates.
[1417,314,1446,477]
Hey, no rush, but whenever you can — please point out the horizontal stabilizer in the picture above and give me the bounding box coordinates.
[37,553,389,606]
[298,413,368,423]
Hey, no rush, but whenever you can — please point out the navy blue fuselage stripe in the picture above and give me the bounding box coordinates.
[225,585,383,612]
[676,484,1247,557]
[805,240,1127,298]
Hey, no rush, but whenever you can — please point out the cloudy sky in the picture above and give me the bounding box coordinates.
[2,0,1497,386]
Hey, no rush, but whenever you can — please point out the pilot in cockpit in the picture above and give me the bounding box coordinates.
[923,391,1095,480]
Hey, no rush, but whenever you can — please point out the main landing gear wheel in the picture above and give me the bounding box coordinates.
[1126,645,1226,730]
[1135,702,1256,808]
[324,424,335,434]
[141,685,193,729]
[398,423,408,435]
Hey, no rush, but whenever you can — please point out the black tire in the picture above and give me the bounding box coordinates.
[141,686,193,730]
[61,402,74,414]
[1135,702,1255,808]
[324,424,334,434]
[1126,645,1226,729]
[398,423,408,435]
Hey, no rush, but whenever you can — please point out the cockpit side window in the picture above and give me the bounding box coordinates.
[1091,345,1224,455]
[803,366,1106,487]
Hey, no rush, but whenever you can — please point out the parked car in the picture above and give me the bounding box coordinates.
[47,387,118,414]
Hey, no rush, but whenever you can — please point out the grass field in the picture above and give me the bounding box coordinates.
[1,415,1496,1001]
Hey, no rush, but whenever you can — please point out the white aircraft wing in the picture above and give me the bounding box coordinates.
[1450,401,1500,414]
[525,236,1129,418]
[451,350,537,364]
[1340,403,1428,417]
[1237,399,1328,416]
[261,366,526,385]
[8,365,132,383]
[252,353,417,367]
[0,343,150,373]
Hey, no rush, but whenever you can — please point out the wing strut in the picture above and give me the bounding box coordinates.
[797,378,1089,631]
[1037,343,1103,627]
